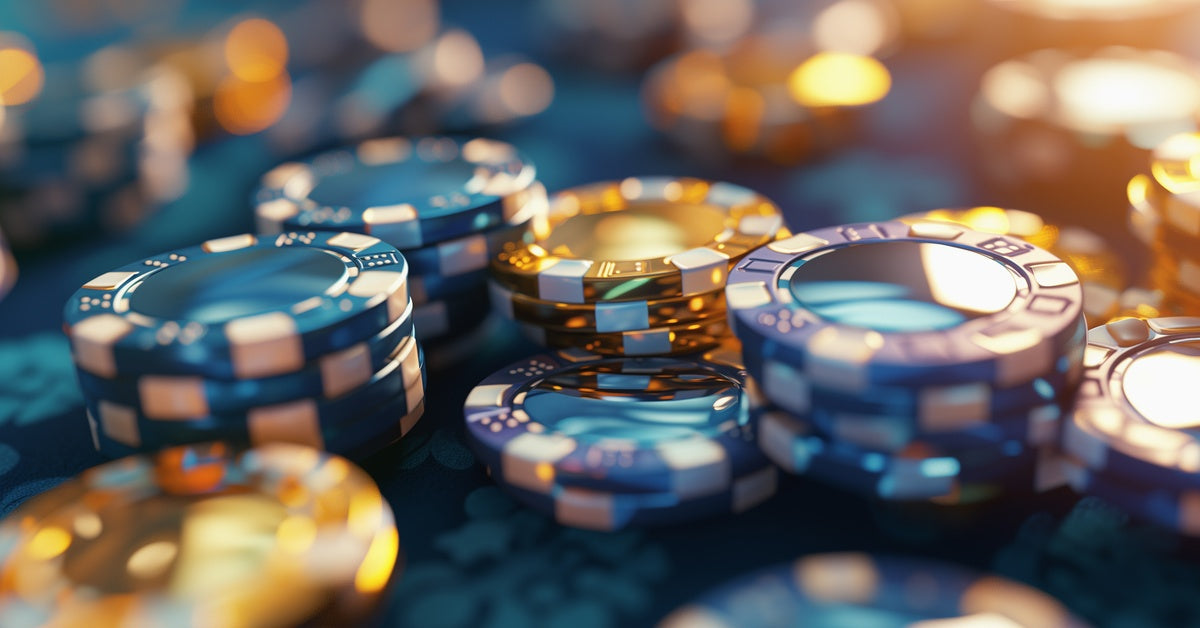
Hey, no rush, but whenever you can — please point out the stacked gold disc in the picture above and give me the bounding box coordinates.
[1128,132,1200,316]
[488,177,788,356]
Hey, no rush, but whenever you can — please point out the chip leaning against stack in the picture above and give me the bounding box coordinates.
[63,231,425,460]
[0,35,192,248]
[726,219,1087,502]
[489,176,787,356]
[254,136,548,353]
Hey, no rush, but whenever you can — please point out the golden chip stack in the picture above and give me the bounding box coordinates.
[489,176,788,355]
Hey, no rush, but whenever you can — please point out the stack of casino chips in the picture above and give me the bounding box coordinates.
[970,47,1200,236]
[0,34,193,249]
[64,231,425,460]
[463,339,779,531]
[1052,316,1200,537]
[489,177,787,356]
[1128,132,1200,314]
[726,219,1087,503]
[0,442,402,627]
[254,136,548,355]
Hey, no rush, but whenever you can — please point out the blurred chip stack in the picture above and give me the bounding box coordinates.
[490,177,788,356]
[726,219,1087,503]
[971,47,1200,238]
[0,34,193,249]
[642,22,892,164]
[1128,132,1200,314]
[255,136,548,357]
[64,232,424,460]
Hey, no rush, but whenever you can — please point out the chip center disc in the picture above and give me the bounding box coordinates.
[521,359,747,445]
[539,203,727,261]
[1121,340,1200,430]
[787,240,1018,332]
[305,160,477,214]
[55,491,286,594]
[129,247,348,323]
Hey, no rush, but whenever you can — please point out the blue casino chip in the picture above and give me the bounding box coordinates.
[64,232,410,380]
[658,553,1089,628]
[86,334,426,456]
[1058,454,1200,537]
[464,343,772,498]
[1063,316,1200,491]
[741,321,1084,435]
[74,314,416,420]
[725,220,1086,391]
[757,407,1037,501]
[254,136,547,249]
[493,463,778,532]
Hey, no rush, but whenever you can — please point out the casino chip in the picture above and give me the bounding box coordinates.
[255,136,548,347]
[971,47,1200,236]
[490,176,785,356]
[0,442,401,628]
[64,232,423,459]
[901,207,1127,325]
[727,219,1086,501]
[658,552,1088,627]
[463,343,777,530]
[1063,318,1200,496]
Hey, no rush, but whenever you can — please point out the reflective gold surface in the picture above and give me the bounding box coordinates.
[0,443,400,628]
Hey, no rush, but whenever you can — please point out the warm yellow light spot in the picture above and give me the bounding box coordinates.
[347,488,385,536]
[27,526,71,560]
[535,462,556,483]
[0,48,43,105]
[789,53,891,107]
[276,515,317,554]
[354,527,399,593]
[213,72,291,135]
[498,63,554,116]
[689,296,705,312]
[224,19,288,82]
[127,540,178,579]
